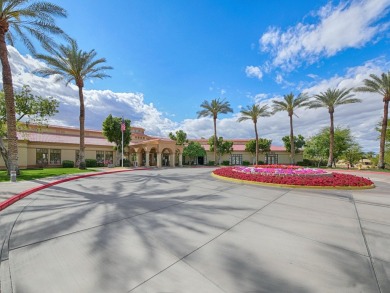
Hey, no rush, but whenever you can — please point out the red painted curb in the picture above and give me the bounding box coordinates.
[0,168,149,212]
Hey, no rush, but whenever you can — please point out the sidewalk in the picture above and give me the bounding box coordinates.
[0,168,138,211]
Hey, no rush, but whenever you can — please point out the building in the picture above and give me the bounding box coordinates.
[0,124,300,169]
[189,139,300,165]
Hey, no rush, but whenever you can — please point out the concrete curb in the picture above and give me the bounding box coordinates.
[0,169,146,212]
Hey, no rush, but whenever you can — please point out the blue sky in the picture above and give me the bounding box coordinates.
[6,0,390,151]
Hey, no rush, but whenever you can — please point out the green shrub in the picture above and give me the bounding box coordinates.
[207,160,215,166]
[257,160,264,165]
[120,159,130,167]
[79,161,86,169]
[297,159,311,167]
[62,160,74,168]
[242,160,250,166]
[222,160,230,166]
[85,159,97,167]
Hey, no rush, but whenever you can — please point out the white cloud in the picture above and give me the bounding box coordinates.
[2,46,178,137]
[1,46,388,153]
[260,0,390,71]
[275,74,284,84]
[245,65,263,80]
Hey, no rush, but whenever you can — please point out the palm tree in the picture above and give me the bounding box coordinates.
[197,98,233,165]
[307,88,361,167]
[0,0,67,173]
[237,104,271,165]
[272,93,309,164]
[355,72,390,169]
[35,39,112,169]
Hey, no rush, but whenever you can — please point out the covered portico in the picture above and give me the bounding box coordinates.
[129,138,183,168]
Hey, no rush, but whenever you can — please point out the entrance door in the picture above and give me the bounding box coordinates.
[198,156,204,165]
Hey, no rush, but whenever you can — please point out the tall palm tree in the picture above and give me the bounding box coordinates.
[272,93,309,164]
[35,39,112,169]
[197,98,233,165]
[355,72,390,169]
[307,88,361,167]
[0,0,67,173]
[237,104,271,165]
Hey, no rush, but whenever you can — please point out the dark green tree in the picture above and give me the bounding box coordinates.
[0,0,67,173]
[282,134,305,153]
[306,88,361,167]
[197,98,233,165]
[0,86,59,171]
[169,130,188,145]
[183,141,206,165]
[35,38,112,169]
[356,72,390,168]
[102,115,131,166]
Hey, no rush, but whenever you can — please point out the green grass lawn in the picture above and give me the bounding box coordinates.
[0,168,97,182]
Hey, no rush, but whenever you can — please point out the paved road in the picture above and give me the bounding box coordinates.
[1,168,390,292]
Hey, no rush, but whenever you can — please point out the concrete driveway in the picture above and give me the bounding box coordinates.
[1,168,389,292]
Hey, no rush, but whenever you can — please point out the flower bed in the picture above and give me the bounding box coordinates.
[234,166,329,177]
[213,166,374,188]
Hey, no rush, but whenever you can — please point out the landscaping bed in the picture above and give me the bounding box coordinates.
[213,166,374,188]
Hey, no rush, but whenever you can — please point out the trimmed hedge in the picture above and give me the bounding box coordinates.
[242,160,250,166]
[207,161,215,166]
[222,160,230,166]
[120,159,130,167]
[85,159,97,167]
[62,160,74,168]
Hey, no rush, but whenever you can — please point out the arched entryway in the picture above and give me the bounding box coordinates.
[161,148,174,167]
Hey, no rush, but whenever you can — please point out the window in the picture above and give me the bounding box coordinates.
[36,148,48,166]
[105,151,113,165]
[230,154,242,165]
[265,153,278,164]
[96,151,104,165]
[50,149,61,165]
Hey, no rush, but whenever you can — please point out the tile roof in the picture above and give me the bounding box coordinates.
[17,132,115,146]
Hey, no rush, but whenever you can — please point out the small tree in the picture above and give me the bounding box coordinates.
[282,135,305,153]
[0,86,59,171]
[208,136,233,164]
[342,144,363,167]
[169,130,188,145]
[304,127,356,167]
[102,115,131,166]
[258,138,272,154]
[183,141,206,165]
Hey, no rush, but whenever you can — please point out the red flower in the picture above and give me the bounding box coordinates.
[213,167,374,188]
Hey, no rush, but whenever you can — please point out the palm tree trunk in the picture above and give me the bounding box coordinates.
[328,112,334,168]
[213,116,217,165]
[289,114,295,165]
[254,121,258,165]
[78,85,86,169]
[378,100,389,169]
[0,32,18,174]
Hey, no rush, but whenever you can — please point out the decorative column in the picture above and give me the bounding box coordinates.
[136,152,142,167]
[145,151,150,167]
[156,153,162,168]
[170,153,175,167]
[179,153,183,167]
